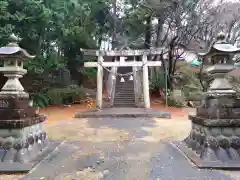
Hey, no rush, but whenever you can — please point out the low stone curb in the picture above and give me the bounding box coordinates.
[75,108,171,119]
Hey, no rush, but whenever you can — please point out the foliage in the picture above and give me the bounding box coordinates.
[79,68,97,78]
[174,62,202,95]
[0,1,15,45]
[31,84,85,107]
[150,70,166,91]
[46,85,85,105]
[186,91,204,101]
[165,62,203,107]
[32,91,50,108]
[24,53,66,75]
[167,91,186,107]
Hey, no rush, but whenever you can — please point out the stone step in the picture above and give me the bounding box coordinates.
[113,104,136,108]
[115,83,134,85]
[115,88,134,91]
[115,91,134,93]
[113,104,136,107]
[114,93,135,96]
[114,96,135,99]
[114,100,135,102]
[114,97,135,100]
[114,92,135,94]
[116,83,134,85]
[115,95,134,97]
[114,99,135,102]
[114,101,135,103]
[114,94,135,96]
[114,97,135,99]
[114,96,135,98]
[116,82,133,84]
[116,82,134,85]
[115,90,134,92]
[115,87,134,89]
[115,85,134,87]
[115,88,134,90]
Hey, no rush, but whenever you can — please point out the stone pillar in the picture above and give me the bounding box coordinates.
[133,66,138,104]
[96,55,104,109]
[142,54,150,108]
[110,66,117,107]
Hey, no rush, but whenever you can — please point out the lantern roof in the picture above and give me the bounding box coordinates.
[0,34,35,60]
[199,32,240,56]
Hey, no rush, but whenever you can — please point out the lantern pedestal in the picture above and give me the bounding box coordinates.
[0,96,60,172]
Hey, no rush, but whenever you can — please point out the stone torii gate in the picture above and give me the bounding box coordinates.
[81,48,163,109]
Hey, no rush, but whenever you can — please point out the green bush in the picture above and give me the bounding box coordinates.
[150,70,166,91]
[167,91,186,107]
[32,91,51,108]
[31,84,85,107]
[186,91,204,101]
[46,85,85,105]
[182,84,200,97]
[79,67,97,77]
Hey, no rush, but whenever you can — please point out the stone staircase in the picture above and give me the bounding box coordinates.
[113,67,136,107]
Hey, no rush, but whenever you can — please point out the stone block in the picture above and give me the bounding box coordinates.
[0,97,38,120]
[175,122,240,168]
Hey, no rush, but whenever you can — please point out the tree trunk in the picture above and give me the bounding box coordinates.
[155,17,164,47]
[144,16,152,49]
[112,0,117,49]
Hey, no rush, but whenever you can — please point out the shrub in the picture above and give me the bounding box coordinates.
[186,91,204,101]
[32,91,51,108]
[150,70,166,92]
[167,90,186,107]
[46,85,85,105]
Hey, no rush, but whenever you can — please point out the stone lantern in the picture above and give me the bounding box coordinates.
[0,34,58,172]
[175,32,240,168]
[0,34,33,97]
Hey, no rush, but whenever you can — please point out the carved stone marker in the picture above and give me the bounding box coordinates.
[175,32,240,168]
[0,34,59,172]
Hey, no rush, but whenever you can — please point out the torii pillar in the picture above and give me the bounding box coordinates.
[96,55,104,109]
[142,54,150,108]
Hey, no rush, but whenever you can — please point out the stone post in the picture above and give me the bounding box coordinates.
[0,34,59,172]
[96,55,104,109]
[142,54,150,108]
[133,66,138,105]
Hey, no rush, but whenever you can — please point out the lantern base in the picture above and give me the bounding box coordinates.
[0,96,41,124]
[0,116,61,172]
[175,90,240,169]
[0,91,29,98]
[0,140,60,173]
[174,120,240,169]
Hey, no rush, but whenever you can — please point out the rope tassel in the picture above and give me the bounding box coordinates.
[120,77,125,82]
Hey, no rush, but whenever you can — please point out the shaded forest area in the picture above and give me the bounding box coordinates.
[0,0,240,107]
